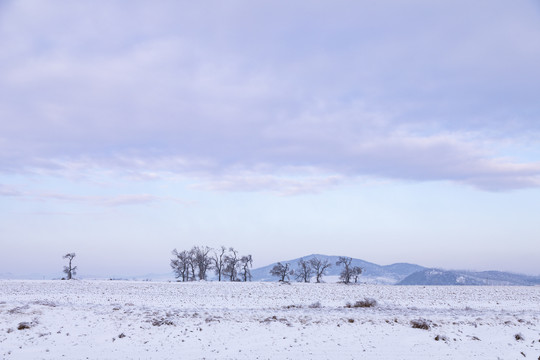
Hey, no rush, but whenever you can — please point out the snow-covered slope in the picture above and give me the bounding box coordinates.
[398,268,540,286]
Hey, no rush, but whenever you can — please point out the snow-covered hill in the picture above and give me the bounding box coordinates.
[251,254,426,284]
[398,268,540,286]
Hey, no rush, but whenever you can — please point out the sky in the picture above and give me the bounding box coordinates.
[1,0,540,278]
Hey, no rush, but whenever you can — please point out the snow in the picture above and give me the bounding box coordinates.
[1,280,539,359]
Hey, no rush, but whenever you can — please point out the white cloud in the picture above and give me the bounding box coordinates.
[0,184,191,207]
[0,0,539,193]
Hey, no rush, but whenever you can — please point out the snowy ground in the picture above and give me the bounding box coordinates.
[1,281,539,359]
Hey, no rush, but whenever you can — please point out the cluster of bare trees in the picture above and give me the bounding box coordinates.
[170,246,253,282]
[270,256,332,283]
[336,256,363,284]
[270,256,362,284]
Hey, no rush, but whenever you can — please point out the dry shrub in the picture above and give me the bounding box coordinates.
[345,298,377,308]
[411,319,431,330]
[308,301,321,309]
[151,318,175,327]
[17,322,32,330]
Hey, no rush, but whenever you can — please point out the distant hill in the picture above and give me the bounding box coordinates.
[398,269,540,286]
[250,254,426,284]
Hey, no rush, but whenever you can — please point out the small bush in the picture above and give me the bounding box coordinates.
[283,304,302,309]
[118,333,126,339]
[151,318,175,327]
[411,319,431,330]
[308,301,321,309]
[345,298,377,308]
[17,322,32,330]
[515,333,524,341]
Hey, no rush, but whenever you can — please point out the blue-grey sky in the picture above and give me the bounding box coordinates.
[1,0,539,277]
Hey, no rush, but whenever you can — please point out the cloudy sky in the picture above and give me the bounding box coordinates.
[1,0,539,278]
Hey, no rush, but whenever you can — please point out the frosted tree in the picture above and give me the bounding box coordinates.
[295,258,313,283]
[270,262,293,282]
[62,253,77,280]
[336,256,357,284]
[240,254,253,282]
[187,248,197,280]
[213,246,227,281]
[170,249,191,282]
[352,266,363,283]
[336,256,353,284]
[309,257,332,283]
[193,246,213,280]
[224,247,240,281]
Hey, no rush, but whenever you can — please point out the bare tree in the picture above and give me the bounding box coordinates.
[187,248,197,281]
[295,258,313,283]
[352,266,363,283]
[213,246,227,281]
[309,257,332,283]
[224,247,240,281]
[336,256,354,284]
[170,249,191,282]
[240,255,253,282]
[192,246,213,280]
[270,262,293,282]
[62,253,77,280]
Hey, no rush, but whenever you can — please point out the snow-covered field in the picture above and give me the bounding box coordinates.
[1,281,539,359]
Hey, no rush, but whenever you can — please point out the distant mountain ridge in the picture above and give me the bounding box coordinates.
[398,268,540,286]
[251,255,540,286]
[250,254,426,284]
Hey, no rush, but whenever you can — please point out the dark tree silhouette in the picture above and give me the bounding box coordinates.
[270,262,293,282]
[240,255,253,282]
[309,257,332,283]
[171,249,192,282]
[193,245,213,280]
[352,266,363,283]
[224,247,240,281]
[62,253,77,280]
[187,248,197,281]
[295,258,313,283]
[336,256,356,284]
[213,246,227,281]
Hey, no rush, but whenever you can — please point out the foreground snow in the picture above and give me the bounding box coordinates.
[1,281,539,359]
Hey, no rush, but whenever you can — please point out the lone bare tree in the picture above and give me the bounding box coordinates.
[295,258,313,283]
[336,256,356,284]
[62,253,77,280]
[240,255,253,282]
[309,257,332,283]
[213,246,227,281]
[270,262,293,282]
